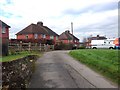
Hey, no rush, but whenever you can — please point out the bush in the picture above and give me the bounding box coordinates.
[54,43,73,50]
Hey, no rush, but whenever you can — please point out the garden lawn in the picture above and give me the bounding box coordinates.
[69,49,119,84]
[0,51,42,62]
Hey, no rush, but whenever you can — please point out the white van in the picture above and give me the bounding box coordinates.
[91,39,115,49]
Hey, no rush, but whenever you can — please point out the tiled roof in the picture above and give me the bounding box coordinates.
[88,36,107,40]
[59,30,79,40]
[16,22,59,36]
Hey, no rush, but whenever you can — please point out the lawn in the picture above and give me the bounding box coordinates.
[69,49,120,84]
[0,51,42,62]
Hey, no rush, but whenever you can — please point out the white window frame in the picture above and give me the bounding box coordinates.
[56,36,58,40]
[34,34,38,39]
[2,27,6,34]
[42,34,46,38]
[50,36,54,39]
[25,35,29,39]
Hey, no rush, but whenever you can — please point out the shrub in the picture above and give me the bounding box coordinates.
[54,43,73,50]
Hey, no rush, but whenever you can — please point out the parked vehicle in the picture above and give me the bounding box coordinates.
[91,39,115,49]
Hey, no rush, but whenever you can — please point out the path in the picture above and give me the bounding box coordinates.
[28,50,117,88]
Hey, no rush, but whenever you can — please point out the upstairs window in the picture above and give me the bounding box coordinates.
[56,36,58,40]
[50,36,54,39]
[34,34,38,39]
[25,35,29,39]
[2,27,6,34]
[42,34,46,38]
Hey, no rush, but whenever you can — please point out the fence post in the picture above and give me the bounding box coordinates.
[52,45,54,50]
[39,43,41,51]
[17,43,19,51]
[20,41,22,51]
[47,44,49,51]
[44,44,47,52]
[35,43,37,51]
[28,42,31,51]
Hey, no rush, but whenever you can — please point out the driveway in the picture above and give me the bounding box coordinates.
[28,50,117,88]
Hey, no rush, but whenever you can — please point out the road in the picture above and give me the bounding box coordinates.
[28,50,117,88]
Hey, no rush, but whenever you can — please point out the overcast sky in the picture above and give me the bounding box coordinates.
[0,0,119,41]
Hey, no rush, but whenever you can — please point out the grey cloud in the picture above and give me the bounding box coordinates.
[75,16,117,38]
[63,2,118,15]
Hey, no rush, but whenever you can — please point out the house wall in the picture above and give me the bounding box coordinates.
[60,39,79,48]
[46,35,50,40]
[17,34,58,44]
[0,23,9,56]
[17,34,34,39]
[61,40,69,44]
[0,26,2,38]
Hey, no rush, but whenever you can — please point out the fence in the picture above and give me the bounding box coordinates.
[9,42,54,53]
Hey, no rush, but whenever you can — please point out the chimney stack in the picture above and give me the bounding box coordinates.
[37,21,43,26]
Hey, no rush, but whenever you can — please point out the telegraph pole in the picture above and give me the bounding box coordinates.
[71,22,74,44]
[71,22,73,35]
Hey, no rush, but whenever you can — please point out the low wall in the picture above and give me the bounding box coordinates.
[2,55,38,89]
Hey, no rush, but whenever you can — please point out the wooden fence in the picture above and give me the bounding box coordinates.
[9,42,54,52]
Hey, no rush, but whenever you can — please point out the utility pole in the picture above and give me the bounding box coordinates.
[71,22,73,35]
[71,22,74,44]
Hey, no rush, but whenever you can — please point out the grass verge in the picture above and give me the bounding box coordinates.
[0,51,42,62]
[69,49,119,84]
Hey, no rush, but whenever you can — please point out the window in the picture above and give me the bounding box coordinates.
[25,35,28,39]
[34,34,38,39]
[50,36,54,39]
[42,34,46,38]
[56,36,58,40]
[2,27,6,34]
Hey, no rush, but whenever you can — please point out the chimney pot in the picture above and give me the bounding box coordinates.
[37,21,43,26]
[97,35,99,37]
[65,30,70,33]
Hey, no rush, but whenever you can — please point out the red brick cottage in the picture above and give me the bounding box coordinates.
[59,30,79,47]
[0,20,11,56]
[16,22,59,44]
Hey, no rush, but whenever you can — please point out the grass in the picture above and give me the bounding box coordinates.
[69,49,120,84]
[0,51,42,62]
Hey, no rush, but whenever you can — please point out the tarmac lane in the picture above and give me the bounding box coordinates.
[28,50,117,88]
